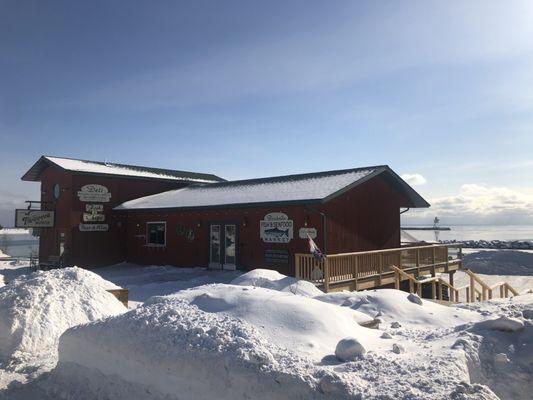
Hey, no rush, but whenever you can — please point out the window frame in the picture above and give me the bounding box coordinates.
[146,221,167,247]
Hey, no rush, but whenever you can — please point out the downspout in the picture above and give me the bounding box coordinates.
[305,205,328,254]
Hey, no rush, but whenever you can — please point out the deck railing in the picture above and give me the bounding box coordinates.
[295,243,463,292]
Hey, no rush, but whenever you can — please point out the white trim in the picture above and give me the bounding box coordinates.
[146,221,167,246]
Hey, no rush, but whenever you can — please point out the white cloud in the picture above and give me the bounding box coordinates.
[404,184,533,225]
[401,173,427,186]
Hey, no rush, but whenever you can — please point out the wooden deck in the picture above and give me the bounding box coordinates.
[295,243,521,303]
[295,243,463,293]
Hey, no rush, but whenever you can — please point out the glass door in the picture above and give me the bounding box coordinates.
[209,223,238,270]
[209,224,221,269]
[223,224,236,270]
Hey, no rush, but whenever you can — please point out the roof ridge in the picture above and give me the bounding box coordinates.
[192,165,388,188]
[43,155,225,181]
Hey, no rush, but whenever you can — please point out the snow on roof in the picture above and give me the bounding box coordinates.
[21,156,225,183]
[115,167,381,210]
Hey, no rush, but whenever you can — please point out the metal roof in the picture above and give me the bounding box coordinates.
[115,165,430,211]
[21,156,225,183]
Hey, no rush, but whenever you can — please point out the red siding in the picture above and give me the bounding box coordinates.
[320,175,410,254]
[38,165,189,267]
[38,167,411,275]
[121,205,323,276]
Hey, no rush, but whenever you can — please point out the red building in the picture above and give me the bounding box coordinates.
[21,156,429,276]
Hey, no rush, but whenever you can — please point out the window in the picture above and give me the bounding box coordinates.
[146,222,166,246]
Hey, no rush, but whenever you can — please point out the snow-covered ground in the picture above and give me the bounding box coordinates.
[0,250,532,399]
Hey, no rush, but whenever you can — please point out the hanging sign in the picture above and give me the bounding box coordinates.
[299,227,317,239]
[83,213,106,222]
[79,223,109,232]
[77,184,111,202]
[260,212,293,243]
[83,203,106,222]
[86,204,104,212]
[15,209,55,228]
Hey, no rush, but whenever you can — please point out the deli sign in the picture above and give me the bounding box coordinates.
[77,184,111,202]
[260,212,293,243]
[15,209,55,228]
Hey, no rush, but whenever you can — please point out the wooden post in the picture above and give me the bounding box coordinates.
[431,281,436,299]
[449,271,454,287]
[416,248,420,276]
[394,271,400,290]
[324,258,330,293]
[488,288,492,300]
[354,257,359,291]
[378,253,383,286]
[437,281,442,300]
[504,284,509,298]
[466,287,470,303]
[409,278,414,293]
[470,273,475,302]
[295,255,300,279]
[500,285,504,298]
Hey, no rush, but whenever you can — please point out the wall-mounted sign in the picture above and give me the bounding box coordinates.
[83,203,106,222]
[79,223,109,232]
[83,213,106,222]
[264,249,289,264]
[260,212,293,243]
[299,227,317,239]
[15,209,55,228]
[77,184,111,202]
[86,204,104,212]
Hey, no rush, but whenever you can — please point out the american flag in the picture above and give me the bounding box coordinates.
[307,234,325,262]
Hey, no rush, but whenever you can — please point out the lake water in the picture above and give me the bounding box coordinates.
[403,225,533,243]
[0,230,39,258]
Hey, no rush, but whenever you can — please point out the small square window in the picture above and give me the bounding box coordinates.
[147,222,166,246]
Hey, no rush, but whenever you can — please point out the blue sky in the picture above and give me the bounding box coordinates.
[1,0,533,226]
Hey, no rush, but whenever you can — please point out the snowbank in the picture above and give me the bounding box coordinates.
[160,284,379,360]
[316,289,482,328]
[51,298,332,400]
[454,294,533,400]
[231,269,323,297]
[0,267,126,362]
[45,291,496,400]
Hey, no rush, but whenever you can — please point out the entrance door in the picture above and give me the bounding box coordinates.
[209,223,238,270]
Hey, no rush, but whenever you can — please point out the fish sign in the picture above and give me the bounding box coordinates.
[260,212,293,243]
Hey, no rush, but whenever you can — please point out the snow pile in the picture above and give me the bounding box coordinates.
[474,315,525,332]
[231,269,323,297]
[316,288,481,328]
[0,267,126,363]
[43,288,494,400]
[162,284,379,360]
[49,297,332,399]
[463,250,533,276]
[454,294,533,400]
[0,249,9,259]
